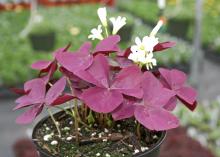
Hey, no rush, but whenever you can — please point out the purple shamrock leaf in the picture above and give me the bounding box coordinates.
[56,42,93,73]
[93,35,120,56]
[14,77,72,124]
[56,35,120,74]
[14,79,46,110]
[31,44,70,82]
[134,72,179,131]
[80,54,143,113]
[159,68,197,111]
[16,104,44,124]
[112,97,137,120]
[153,42,176,52]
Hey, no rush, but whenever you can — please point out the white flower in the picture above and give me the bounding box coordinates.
[97,7,108,27]
[88,25,104,40]
[128,50,145,63]
[128,51,157,70]
[129,37,157,70]
[143,53,157,70]
[110,16,127,34]
[150,20,163,37]
[128,20,163,69]
[131,36,158,54]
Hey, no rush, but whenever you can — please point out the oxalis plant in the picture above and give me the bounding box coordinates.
[13,7,197,155]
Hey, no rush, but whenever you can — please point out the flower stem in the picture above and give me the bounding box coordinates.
[47,108,61,138]
[104,26,109,37]
[66,78,81,144]
[136,123,141,140]
[73,99,80,144]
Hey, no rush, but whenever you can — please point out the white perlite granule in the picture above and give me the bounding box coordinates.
[105,153,111,157]
[51,140,58,145]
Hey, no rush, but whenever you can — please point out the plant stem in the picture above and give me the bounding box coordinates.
[83,104,88,121]
[47,108,61,138]
[104,26,109,37]
[66,78,81,143]
[73,99,80,143]
[136,123,141,140]
[99,113,104,127]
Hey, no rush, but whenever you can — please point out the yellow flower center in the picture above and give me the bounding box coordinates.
[140,45,145,51]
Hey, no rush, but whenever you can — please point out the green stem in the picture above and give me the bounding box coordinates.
[47,108,61,138]
[104,26,109,37]
[67,78,80,144]
[136,123,141,140]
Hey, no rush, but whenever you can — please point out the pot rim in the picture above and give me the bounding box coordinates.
[32,111,167,157]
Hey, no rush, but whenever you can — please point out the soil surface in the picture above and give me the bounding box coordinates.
[32,112,162,157]
[13,127,216,157]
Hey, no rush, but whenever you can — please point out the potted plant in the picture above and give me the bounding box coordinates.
[13,7,197,157]
[29,22,56,52]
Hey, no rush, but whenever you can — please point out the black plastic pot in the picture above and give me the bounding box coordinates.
[32,112,166,157]
[167,18,191,39]
[110,24,134,43]
[29,32,56,51]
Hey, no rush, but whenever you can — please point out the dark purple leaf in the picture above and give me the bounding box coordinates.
[51,94,75,106]
[153,42,176,52]
[112,97,136,120]
[56,51,93,73]
[134,105,179,131]
[159,68,197,111]
[45,77,66,105]
[31,60,51,70]
[82,87,123,113]
[142,72,175,107]
[10,88,28,95]
[75,54,109,88]
[93,35,120,56]
[16,104,43,124]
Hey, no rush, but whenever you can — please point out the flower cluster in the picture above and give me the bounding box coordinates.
[128,20,163,70]
[13,7,197,132]
[88,7,127,40]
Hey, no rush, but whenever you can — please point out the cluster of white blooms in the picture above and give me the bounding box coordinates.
[128,20,163,70]
[88,7,127,40]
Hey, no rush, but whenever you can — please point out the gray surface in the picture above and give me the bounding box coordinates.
[0,59,219,157]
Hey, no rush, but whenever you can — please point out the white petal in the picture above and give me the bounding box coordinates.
[130,45,139,53]
[109,17,116,23]
[128,53,138,62]
[135,37,142,46]
[151,58,157,66]
[97,7,107,27]
[147,52,154,59]
[143,36,159,52]
[110,16,127,35]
